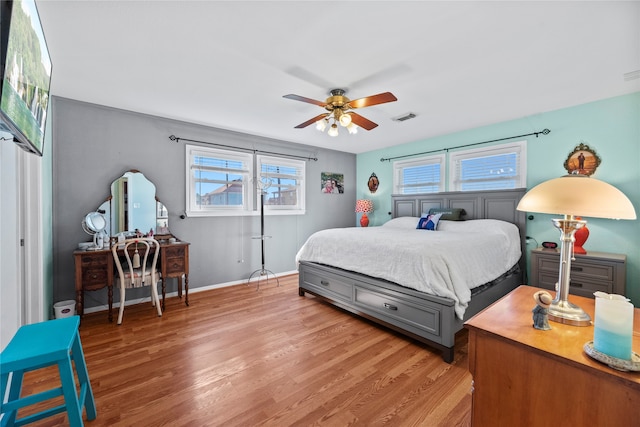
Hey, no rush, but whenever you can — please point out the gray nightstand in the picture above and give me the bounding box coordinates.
[530,248,626,298]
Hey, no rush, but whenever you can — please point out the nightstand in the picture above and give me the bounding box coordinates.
[530,248,626,297]
[465,285,640,426]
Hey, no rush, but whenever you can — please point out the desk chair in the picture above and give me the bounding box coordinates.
[112,238,162,324]
[0,316,96,427]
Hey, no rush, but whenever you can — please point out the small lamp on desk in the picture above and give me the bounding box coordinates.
[517,174,636,326]
[355,199,374,227]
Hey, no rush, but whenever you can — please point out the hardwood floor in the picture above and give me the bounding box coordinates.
[17,274,472,426]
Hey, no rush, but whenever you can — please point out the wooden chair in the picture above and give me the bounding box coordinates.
[0,316,96,426]
[112,238,162,325]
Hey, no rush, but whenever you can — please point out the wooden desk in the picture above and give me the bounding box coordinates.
[465,285,640,426]
[74,241,190,322]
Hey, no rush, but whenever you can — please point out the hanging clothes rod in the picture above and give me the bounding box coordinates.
[379,129,550,162]
[169,135,318,161]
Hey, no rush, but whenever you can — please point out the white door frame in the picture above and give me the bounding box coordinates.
[21,149,45,323]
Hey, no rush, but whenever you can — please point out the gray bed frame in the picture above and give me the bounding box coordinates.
[298,188,527,362]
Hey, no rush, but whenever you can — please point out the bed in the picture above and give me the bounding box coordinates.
[297,189,526,362]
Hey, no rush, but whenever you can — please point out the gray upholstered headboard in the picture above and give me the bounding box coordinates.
[392,189,527,272]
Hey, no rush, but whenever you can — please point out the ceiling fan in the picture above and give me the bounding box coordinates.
[283,89,397,136]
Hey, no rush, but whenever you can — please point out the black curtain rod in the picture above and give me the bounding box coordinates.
[169,135,318,161]
[379,129,550,162]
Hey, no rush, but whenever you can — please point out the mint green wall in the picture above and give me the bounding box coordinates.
[357,92,640,305]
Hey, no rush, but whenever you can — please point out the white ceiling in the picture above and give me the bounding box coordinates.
[36,1,640,154]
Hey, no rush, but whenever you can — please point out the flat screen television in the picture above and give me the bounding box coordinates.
[0,0,52,156]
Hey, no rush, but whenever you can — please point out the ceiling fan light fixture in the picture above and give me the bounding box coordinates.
[316,118,327,132]
[339,112,352,127]
[284,89,397,137]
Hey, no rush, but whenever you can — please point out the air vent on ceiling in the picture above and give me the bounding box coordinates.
[623,70,640,81]
[392,112,417,122]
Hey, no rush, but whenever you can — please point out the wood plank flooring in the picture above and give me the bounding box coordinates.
[16,274,472,426]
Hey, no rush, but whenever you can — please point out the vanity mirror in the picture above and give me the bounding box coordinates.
[97,170,170,238]
[74,169,190,323]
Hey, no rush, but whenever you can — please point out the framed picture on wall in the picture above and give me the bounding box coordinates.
[564,142,601,176]
[321,172,344,194]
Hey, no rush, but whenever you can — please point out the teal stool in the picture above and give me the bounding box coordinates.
[0,316,96,426]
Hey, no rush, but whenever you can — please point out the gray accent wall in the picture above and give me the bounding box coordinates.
[52,97,356,309]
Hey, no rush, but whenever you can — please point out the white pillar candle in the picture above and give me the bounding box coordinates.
[593,292,633,360]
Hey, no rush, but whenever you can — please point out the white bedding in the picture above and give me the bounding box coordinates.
[295,217,521,319]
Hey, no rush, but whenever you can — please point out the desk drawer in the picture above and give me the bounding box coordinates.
[165,257,185,274]
[164,246,186,274]
[164,246,185,258]
[81,253,110,267]
[82,268,109,290]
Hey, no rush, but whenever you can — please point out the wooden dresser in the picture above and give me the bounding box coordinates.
[530,248,626,297]
[74,240,190,322]
[465,285,640,426]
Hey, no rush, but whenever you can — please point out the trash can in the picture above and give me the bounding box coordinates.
[54,300,76,319]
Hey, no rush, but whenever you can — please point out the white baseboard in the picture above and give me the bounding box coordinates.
[83,270,298,314]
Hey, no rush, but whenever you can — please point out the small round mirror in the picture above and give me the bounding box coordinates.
[82,211,107,249]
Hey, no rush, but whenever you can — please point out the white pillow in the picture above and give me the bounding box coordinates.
[382,216,421,229]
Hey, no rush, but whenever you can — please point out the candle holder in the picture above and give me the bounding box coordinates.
[583,342,640,372]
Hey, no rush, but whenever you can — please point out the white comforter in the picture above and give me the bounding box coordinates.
[296,217,521,319]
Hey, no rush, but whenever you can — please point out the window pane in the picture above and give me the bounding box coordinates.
[401,163,441,193]
[193,154,248,207]
[193,169,244,207]
[257,155,305,210]
[186,145,252,214]
[450,141,526,191]
[460,153,516,180]
[393,155,444,194]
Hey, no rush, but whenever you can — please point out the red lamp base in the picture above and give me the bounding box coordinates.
[360,213,370,227]
[573,223,589,255]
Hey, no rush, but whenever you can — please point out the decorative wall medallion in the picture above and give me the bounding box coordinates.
[564,142,601,176]
[367,172,379,193]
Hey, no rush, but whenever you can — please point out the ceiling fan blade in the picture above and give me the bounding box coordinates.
[348,92,397,109]
[294,113,329,129]
[349,112,378,131]
[283,94,327,107]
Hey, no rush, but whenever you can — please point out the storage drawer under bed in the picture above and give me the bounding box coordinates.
[354,285,441,337]
[299,267,352,301]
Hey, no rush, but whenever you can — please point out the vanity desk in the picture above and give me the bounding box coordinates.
[74,238,190,322]
[75,170,190,322]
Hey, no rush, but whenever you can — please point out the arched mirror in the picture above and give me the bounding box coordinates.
[97,170,170,237]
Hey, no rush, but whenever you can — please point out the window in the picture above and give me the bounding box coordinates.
[257,155,305,213]
[449,141,526,191]
[393,154,445,194]
[185,145,253,216]
[185,145,306,216]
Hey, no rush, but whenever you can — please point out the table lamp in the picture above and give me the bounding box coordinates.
[517,174,636,326]
[355,199,374,227]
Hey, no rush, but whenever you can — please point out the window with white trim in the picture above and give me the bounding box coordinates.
[256,155,305,212]
[449,141,526,191]
[185,145,253,216]
[393,154,445,194]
